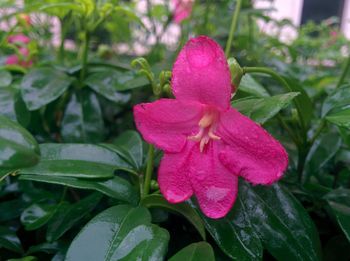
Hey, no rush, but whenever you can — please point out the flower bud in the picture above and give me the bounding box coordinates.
[227,57,243,92]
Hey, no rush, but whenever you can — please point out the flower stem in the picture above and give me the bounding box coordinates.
[242,66,306,135]
[143,144,155,197]
[336,53,350,88]
[225,0,242,57]
[79,30,89,86]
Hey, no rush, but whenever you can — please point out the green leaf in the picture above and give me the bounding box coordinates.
[65,205,169,261]
[303,133,341,182]
[61,91,104,143]
[21,68,73,111]
[189,195,262,260]
[286,77,313,128]
[0,87,30,126]
[0,226,23,253]
[238,74,269,97]
[18,143,133,179]
[141,194,206,240]
[322,84,350,117]
[241,182,322,261]
[324,188,350,242]
[19,175,139,205]
[46,193,102,241]
[8,257,37,261]
[0,70,12,87]
[232,92,299,124]
[169,242,215,261]
[326,108,350,129]
[102,130,143,170]
[20,203,56,230]
[85,70,131,104]
[0,115,39,169]
[26,241,64,255]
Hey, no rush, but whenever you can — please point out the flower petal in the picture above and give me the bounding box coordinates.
[188,142,238,219]
[158,145,193,203]
[171,36,232,110]
[133,99,203,153]
[217,108,288,185]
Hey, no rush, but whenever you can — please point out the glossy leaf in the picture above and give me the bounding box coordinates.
[189,195,262,260]
[85,70,131,104]
[20,203,56,230]
[0,87,30,126]
[324,189,350,242]
[241,182,322,261]
[326,108,350,129]
[238,74,269,97]
[46,193,102,241]
[303,133,341,182]
[18,143,133,179]
[0,115,40,169]
[65,205,169,261]
[322,84,350,117]
[232,92,299,124]
[61,91,104,143]
[169,242,215,261]
[142,194,206,240]
[285,76,314,127]
[0,226,23,253]
[19,175,139,205]
[102,130,143,170]
[21,68,73,110]
[0,70,12,87]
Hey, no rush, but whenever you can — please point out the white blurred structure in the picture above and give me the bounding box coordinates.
[254,0,350,41]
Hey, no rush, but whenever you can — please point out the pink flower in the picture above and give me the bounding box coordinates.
[134,36,288,219]
[7,34,30,45]
[172,0,194,24]
[6,47,32,68]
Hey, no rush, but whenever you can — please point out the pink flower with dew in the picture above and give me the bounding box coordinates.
[5,47,32,68]
[133,36,288,219]
[172,0,194,24]
[7,34,30,45]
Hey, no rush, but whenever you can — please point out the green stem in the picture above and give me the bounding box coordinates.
[143,144,154,197]
[242,66,306,134]
[336,52,350,88]
[309,120,326,147]
[225,0,242,57]
[79,30,90,86]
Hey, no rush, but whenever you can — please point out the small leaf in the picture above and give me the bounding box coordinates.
[0,115,39,169]
[0,87,30,126]
[46,193,102,241]
[85,70,132,103]
[232,92,299,124]
[19,175,139,205]
[20,203,56,230]
[0,226,23,253]
[65,205,169,261]
[326,108,350,129]
[102,130,143,170]
[21,68,73,110]
[303,133,341,182]
[238,74,269,97]
[169,242,215,261]
[322,84,350,117]
[0,70,12,87]
[61,91,104,143]
[142,194,206,240]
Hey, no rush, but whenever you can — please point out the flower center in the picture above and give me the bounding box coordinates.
[188,110,220,152]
